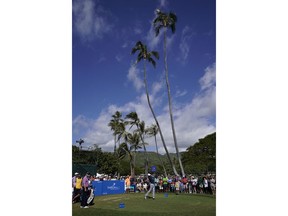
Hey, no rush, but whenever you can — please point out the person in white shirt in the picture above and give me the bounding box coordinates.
[191,176,198,194]
[210,176,216,195]
[203,177,209,194]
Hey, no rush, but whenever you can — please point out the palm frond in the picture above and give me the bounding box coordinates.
[131,41,144,54]
[135,41,143,47]
[148,58,156,68]
[155,25,162,37]
[169,12,177,22]
[131,47,139,55]
[151,51,159,59]
[153,16,162,25]
[136,56,143,64]
[170,23,176,33]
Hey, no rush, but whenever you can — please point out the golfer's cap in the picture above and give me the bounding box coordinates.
[75,172,79,175]
[148,173,151,176]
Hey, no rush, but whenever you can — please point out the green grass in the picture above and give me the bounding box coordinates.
[72,192,216,216]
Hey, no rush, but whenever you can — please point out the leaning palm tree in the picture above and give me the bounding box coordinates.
[146,124,167,177]
[131,41,179,176]
[153,9,185,177]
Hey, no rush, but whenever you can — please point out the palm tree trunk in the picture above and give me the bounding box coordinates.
[143,61,179,176]
[163,29,185,177]
[131,153,135,178]
[140,134,149,175]
[154,136,167,177]
[116,135,121,179]
[114,135,117,154]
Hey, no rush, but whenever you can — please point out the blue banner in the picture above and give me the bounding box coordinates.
[92,180,125,196]
[151,166,156,172]
[92,181,103,196]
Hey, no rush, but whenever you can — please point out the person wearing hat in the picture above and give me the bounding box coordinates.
[72,172,79,202]
[145,173,155,200]
[80,172,91,208]
[73,173,82,203]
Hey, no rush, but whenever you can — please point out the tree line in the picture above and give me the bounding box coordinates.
[73,132,216,177]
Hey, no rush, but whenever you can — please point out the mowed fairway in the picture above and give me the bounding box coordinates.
[72,193,216,216]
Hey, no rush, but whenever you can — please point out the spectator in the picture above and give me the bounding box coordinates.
[80,172,91,208]
[72,173,82,203]
[163,176,168,192]
[203,176,209,194]
[191,176,197,194]
[175,178,180,195]
[210,176,216,195]
[182,175,188,193]
[125,175,131,193]
[136,180,143,192]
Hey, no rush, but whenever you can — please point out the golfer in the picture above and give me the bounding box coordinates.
[145,173,155,200]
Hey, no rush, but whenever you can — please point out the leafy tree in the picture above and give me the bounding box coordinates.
[131,41,179,176]
[72,145,118,175]
[182,132,216,175]
[153,9,185,177]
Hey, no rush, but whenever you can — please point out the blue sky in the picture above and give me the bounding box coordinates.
[72,0,216,153]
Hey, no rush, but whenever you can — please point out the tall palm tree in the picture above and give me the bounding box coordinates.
[146,124,167,177]
[118,131,142,178]
[76,138,84,150]
[131,40,179,176]
[153,9,185,177]
[108,111,123,153]
[125,112,149,175]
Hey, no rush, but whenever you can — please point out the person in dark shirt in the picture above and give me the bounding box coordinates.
[145,173,155,200]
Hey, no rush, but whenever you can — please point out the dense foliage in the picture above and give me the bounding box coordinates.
[72,132,216,176]
[181,132,216,175]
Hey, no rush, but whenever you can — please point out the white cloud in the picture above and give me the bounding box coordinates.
[72,115,94,145]
[151,81,163,96]
[122,42,128,48]
[159,0,168,8]
[175,90,187,98]
[97,56,106,64]
[73,63,216,153]
[134,27,142,35]
[199,63,216,90]
[146,19,162,50]
[178,26,195,64]
[127,64,144,91]
[115,54,123,62]
[73,0,113,41]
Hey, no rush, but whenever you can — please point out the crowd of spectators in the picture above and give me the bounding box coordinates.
[122,174,216,195]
